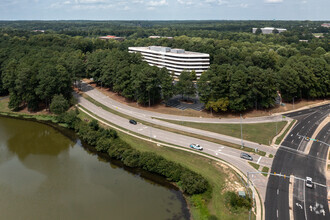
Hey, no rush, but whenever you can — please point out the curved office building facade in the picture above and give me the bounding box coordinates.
[128,46,210,78]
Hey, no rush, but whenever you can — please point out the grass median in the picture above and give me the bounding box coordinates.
[155,117,287,146]
[82,94,267,156]
[275,120,296,145]
[77,109,253,220]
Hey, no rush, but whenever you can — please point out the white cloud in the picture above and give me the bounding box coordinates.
[204,0,228,6]
[76,0,106,3]
[177,0,194,5]
[147,0,168,6]
[264,0,283,3]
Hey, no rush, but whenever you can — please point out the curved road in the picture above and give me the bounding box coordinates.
[75,93,270,200]
[80,82,278,155]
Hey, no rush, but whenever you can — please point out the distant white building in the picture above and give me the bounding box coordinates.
[252,27,287,34]
[128,46,210,78]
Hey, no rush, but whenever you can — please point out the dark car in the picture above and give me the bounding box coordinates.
[129,119,137,125]
[240,152,253,161]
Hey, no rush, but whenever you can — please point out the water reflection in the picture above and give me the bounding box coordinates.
[0,116,189,220]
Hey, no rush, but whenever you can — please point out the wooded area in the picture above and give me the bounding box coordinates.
[0,21,328,112]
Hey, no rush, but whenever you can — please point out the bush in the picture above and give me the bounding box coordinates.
[180,171,209,195]
[224,191,252,212]
[57,110,80,129]
[67,111,210,196]
[50,94,69,115]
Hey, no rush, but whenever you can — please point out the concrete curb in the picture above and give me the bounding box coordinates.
[271,119,293,146]
[77,105,264,220]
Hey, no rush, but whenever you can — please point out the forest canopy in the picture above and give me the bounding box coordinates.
[0,20,329,112]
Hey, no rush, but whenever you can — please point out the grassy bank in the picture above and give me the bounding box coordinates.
[83,94,266,156]
[155,118,287,146]
[275,120,296,145]
[77,110,253,220]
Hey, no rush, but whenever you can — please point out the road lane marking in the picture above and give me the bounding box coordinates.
[276,209,278,218]
[296,203,303,209]
[303,182,308,220]
[257,156,262,164]
[277,189,279,195]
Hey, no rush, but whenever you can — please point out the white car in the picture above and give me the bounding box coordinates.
[305,177,313,188]
[190,144,203,150]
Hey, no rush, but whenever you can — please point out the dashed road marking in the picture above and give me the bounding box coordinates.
[257,156,262,164]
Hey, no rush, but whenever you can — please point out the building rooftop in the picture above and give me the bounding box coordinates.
[129,46,209,57]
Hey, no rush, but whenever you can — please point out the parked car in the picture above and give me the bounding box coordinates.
[190,144,203,150]
[129,119,137,125]
[305,177,313,188]
[240,152,253,161]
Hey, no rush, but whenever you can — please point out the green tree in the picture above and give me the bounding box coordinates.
[175,71,196,100]
[50,94,69,114]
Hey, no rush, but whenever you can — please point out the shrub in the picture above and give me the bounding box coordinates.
[224,191,252,212]
[180,171,209,195]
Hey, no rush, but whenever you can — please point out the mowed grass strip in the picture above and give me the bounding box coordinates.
[82,94,267,156]
[156,118,287,146]
[275,120,296,145]
[78,110,252,220]
[262,167,269,177]
[248,162,260,170]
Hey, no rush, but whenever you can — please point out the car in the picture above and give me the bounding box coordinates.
[305,177,313,188]
[190,144,203,150]
[129,119,137,125]
[240,152,253,161]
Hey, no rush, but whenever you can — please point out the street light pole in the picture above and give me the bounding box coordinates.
[293,97,295,109]
[240,114,244,148]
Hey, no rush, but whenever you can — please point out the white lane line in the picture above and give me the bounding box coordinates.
[303,181,308,220]
[277,209,279,218]
[257,156,262,164]
[277,189,279,195]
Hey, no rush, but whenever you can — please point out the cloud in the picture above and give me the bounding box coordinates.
[264,0,283,3]
[147,0,168,6]
[204,0,228,6]
[177,0,194,5]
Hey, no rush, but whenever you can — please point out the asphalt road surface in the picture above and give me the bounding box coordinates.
[265,104,329,220]
[75,93,270,199]
[80,82,278,155]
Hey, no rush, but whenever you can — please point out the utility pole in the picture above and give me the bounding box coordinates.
[293,97,295,109]
[240,114,244,148]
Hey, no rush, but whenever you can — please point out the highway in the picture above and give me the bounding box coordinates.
[75,93,270,200]
[80,82,278,155]
[265,104,330,220]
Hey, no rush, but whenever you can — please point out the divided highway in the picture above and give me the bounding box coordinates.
[265,104,330,220]
[75,93,270,200]
[80,82,278,155]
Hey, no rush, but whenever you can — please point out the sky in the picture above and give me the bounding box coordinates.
[0,0,329,20]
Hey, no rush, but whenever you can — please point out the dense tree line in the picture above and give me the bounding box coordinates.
[85,49,174,105]
[0,35,85,111]
[0,21,329,113]
[57,110,209,195]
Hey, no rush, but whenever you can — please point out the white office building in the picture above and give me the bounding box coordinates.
[128,46,210,78]
[252,27,287,34]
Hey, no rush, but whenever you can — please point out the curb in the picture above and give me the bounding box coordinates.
[77,105,264,220]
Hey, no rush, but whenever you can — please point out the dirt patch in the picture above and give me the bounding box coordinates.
[215,162,245,193]
[83,79,327,119]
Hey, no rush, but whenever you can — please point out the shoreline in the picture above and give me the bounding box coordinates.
[0,111,192,219]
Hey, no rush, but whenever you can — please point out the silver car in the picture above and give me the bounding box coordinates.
[240,152,253,161]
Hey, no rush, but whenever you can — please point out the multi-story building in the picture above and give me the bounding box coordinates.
[128,46,210,78]
[252,27,287,34]
[99,35,125,41]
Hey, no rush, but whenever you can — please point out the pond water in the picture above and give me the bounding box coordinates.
[0,116,189,220]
